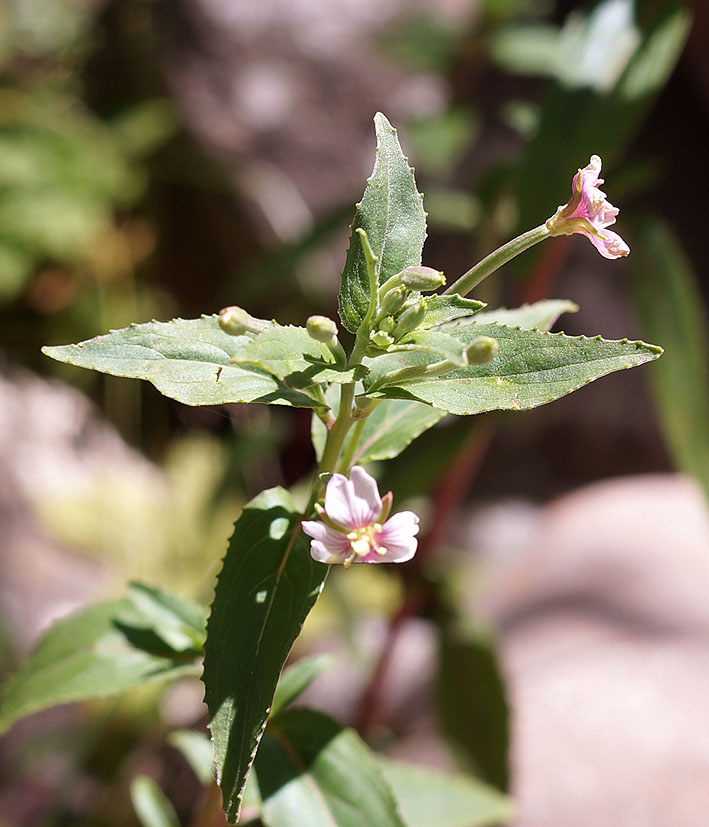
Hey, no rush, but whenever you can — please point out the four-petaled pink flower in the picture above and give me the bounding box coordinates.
[302,466,419,567]
[546,155,630,259]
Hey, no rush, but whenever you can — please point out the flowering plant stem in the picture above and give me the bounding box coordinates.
[314,227,382,488]
[444,223,550,297]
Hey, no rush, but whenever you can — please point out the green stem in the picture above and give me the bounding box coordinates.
[303,228,382,512]
[444,223,550,297]
[367,358,457,395]
[337,417,366,473]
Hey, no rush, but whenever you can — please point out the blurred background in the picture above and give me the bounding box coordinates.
[0,0,707,824]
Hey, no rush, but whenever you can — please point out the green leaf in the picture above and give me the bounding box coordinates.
[338,112,427,333]
[311,387,444,465]
[43,316,322,409]
[118,582,206,655]
[379,759,514,827]
[364,322,662,415]
[0,597,199,735]
[232,325,363,387]
[168,730,215,785]
[271,654,334,718]
[437,620,510,792]
[628,217,709,498]
[202,488,327,823]
[130,776,180,827]
[419,294,485,329]
[465,299,578,331]
[395,329,467,367]
[255,708,405,827]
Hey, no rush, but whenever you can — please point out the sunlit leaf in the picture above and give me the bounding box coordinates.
[364,322,661,415]
[203,488,327,822]
[256,708,405,827]
[380,758,514,827]
[338,113,427,333]
[43,317,322,409]
[0,595,199,735]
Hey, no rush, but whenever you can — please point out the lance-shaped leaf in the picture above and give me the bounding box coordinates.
[338,113,427,333]
[0,592,201,735]
[628,217,709,497]
[270,654,334,718]
[202,488,327,823]
[419,294,485,329]
[232,325,364,388]
[311,386,444,465]
[131,776,180,827]
[255,708,405,827]
[379,759,514,827]
[118,582,205,655]
[463,299,578,331]
[43,316,321,409]
[363,322,662,415]
[437,619,509,792]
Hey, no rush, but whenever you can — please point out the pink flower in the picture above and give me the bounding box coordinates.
[302,466,419,566]
[546,155,630,259]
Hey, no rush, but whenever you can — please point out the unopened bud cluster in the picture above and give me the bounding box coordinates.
[368,266,445,351]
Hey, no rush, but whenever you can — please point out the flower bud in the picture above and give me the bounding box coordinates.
[219,305,271,336]
[393,299,427,338]
[465,336,498,365]
[399,266,445,292]
[370,329,395,348]
[378,315,396,334]
[306,314,338,343]
[380,285,408,316]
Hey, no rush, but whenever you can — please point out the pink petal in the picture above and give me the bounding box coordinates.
[324,469,381,530]
[350,466,383,521]
[371,511,420,563]
[301,520,350,564]
[588,228,630,260]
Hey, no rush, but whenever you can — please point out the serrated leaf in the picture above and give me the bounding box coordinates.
[420,294,485,328]
[130,776,180,827]
[43,316,322,409]
[255,708,405,827]
[232,325,363,387]
[271,654,334,718]
[379,759,514,827]
[0,597,199,735]
[463,299,578,331]
[311,386,445,465]
[364,322,662,415]
[338,113,427,333]
[202,488,327,823]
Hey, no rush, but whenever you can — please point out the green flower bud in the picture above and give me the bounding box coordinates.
[370,329,395,348]
[393,299,427,338]
[378,315,396,334]
[465,336,498,365]
[399,266,445,292]
[219,305,271,335]
[306,314,338,343]
[380,285,408,316]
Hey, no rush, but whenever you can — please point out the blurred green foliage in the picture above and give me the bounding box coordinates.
[0,0,705,824]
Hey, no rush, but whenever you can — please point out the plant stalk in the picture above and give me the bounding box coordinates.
[444,223,550,297]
